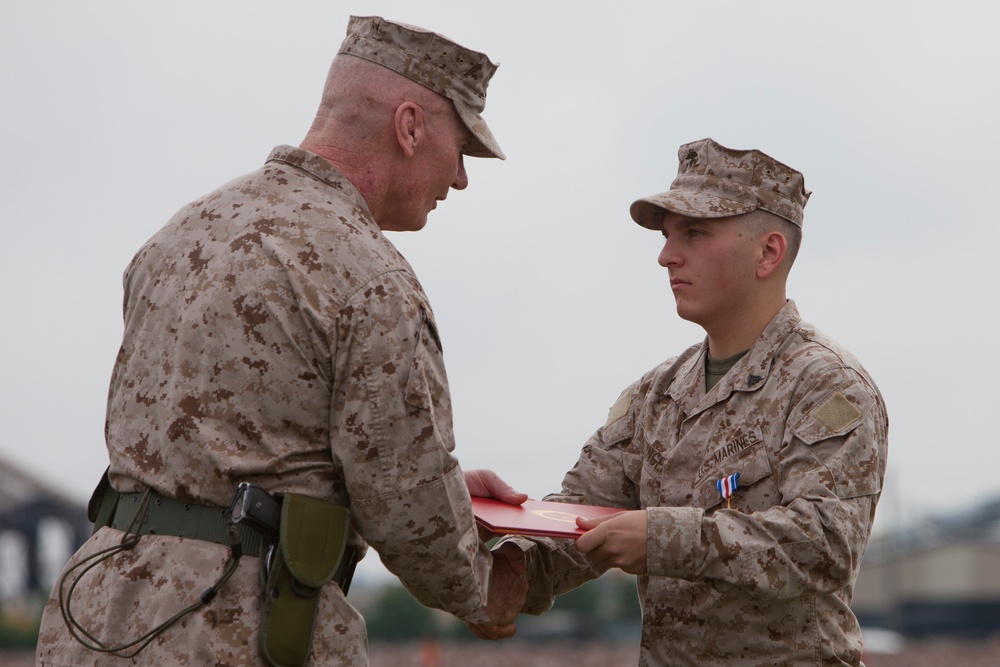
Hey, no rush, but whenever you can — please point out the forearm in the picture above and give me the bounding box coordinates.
[647,493,875,599]
[356,465,492,621]
[494,535,604,615]
[500,419,639,612]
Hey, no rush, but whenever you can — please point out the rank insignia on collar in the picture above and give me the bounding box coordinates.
[716,472,740,510]
[747,374,763,387]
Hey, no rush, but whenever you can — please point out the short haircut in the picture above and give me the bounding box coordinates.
[743,209,802,268]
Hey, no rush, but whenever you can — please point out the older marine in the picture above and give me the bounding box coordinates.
[37,15,524,667]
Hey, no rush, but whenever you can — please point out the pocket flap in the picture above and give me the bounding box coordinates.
[694,443,773,510]
[280,494,350,588]
[791,383,874,446]
[601,388,635,446]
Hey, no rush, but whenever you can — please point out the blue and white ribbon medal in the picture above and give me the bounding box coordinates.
[716,472,740,510]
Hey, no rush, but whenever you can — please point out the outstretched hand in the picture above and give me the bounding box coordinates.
[464,469,528,542]
[464,469,529,505]
[465,542,528,641]
[574,509,648,575]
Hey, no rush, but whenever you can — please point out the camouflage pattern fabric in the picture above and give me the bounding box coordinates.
[339,15,504,160]
[505,301,889,666]
[36,145,491,666]
[629,138,811,230]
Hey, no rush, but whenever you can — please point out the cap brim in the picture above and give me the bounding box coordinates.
[454,100,505,160]
[629,191,757,230]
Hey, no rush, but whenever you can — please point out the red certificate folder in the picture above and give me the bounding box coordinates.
[472,497,622,539]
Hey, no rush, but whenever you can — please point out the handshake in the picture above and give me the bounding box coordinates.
[462,469,644,641]
[462,469,530,641]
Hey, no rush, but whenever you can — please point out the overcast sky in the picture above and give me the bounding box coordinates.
[2,2,998,584]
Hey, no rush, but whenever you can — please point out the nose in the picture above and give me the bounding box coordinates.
[451,154,469,191]
[658,237,678,268]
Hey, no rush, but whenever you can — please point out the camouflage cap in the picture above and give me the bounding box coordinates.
[338,15,505,160]
[630,138,810,230]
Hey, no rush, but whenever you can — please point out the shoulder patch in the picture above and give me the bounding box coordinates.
[812,391,861,433]
[605,391,631,427]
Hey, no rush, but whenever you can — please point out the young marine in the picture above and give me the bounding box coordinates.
[471,138,890,667]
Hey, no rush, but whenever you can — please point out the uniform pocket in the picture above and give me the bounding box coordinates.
[790,382,873,445]
[602,406,634,446]
[789,381,882,499]
[694,443,775,512]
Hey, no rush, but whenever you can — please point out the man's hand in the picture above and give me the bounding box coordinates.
[574,509,648,575]
[466,542,528,640]
[465,469,528,542]
[464,469,528,505]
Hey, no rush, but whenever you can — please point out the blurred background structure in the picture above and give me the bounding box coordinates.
[0,458,89,650]
[854,498,1000,641]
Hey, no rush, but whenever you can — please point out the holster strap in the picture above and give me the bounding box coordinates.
[112,489,265,556]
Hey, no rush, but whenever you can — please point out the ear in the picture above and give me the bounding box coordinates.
[394,102,424,158]
[756,231,788,280]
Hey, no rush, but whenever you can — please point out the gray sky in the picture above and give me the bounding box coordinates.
[2,2,998,584]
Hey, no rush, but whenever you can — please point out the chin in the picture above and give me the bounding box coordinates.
[381,215,429,233]
[673,303,702,326]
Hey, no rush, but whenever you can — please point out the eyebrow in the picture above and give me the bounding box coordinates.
[661,217,699,234]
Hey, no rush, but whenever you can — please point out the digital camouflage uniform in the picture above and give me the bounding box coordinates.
[36,145,493,666]
[510,302,888,666]
[38,14,507,666]
[505,140,889,666]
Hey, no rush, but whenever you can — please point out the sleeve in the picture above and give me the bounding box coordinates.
[331,271,491,622]
[646,364,889,601]
[503,381,645,616]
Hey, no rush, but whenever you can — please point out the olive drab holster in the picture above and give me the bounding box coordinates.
[259,493,351,667]
[81,469,354,667]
